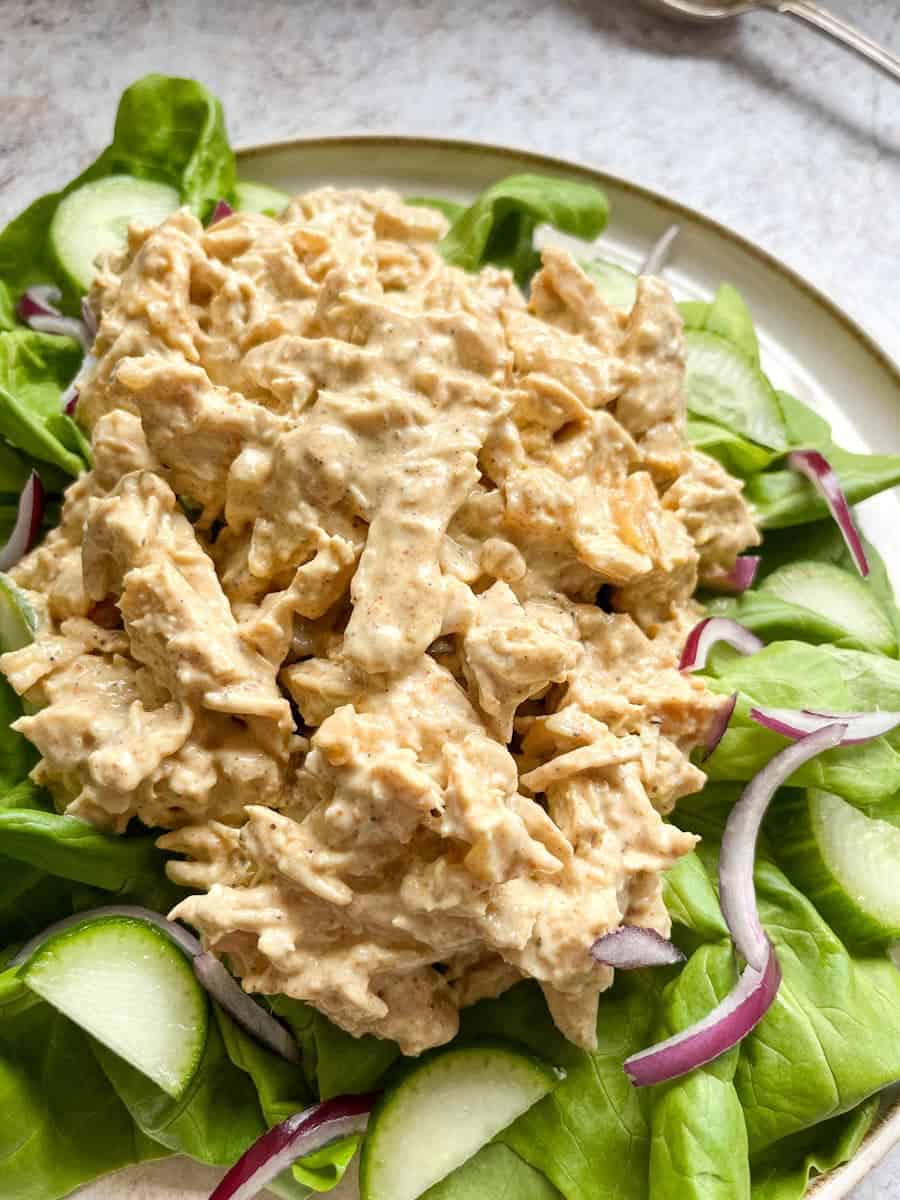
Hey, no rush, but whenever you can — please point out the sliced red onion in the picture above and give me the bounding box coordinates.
[209,1094,378,1200]
[641,224,681,277]
[750,705,900,745]
[679,617,764,673]
[703,692,738,761]
[787,450,868,577]
[17,284,90,349]
[719,723,846,971]
[8,904,202,968]
[210,200,235,225]
[60,351,97,414]
[704,556,760,594]
[81,297,98,341]
[0,472,45,571]
[194,952,300,1064]
[591,925,684,969]
[624,941,781,1087]
[18,284,62,319]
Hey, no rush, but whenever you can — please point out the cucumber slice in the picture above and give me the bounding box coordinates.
[770,789,900,949]
[761,561,896,656]
[582,259,638,311]
[685,329,787,450]
[23,915,207,1098]
[50,176,181,292]
[0,573,36,652]
[234,180,290,216]
[359,1041,561,1200]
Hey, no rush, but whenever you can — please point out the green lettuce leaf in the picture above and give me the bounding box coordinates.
[0,283,15,332]
[747,390,900,529]
[686,417,778,478]
[438,174,609,285]
[702,284,760,366]
[0,967,167,1199]
[750,1095,879,1200]
[269,994,400,1100]
[735,859,900,1154]
[424,1143,562,1199]
[0,809,184,911]
[662,850,729,946]
[0,674,37,791]
[0,75,235,315]
[648,943,751,1200]
[0,330,85,476]
[701,642,900,821]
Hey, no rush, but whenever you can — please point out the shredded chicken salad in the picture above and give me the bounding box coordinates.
[1,187,760,1055]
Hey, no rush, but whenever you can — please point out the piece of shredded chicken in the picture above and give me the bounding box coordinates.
[0,189,759,1055]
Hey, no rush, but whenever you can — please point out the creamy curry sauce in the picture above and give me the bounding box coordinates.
[0,190,759,1054]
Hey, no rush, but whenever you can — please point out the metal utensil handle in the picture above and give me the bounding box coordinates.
[779,1,900,82]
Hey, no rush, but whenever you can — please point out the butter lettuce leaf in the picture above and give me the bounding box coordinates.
[750,1095,879,1200]
[0,330,85,476]
[701,641,900,821]
[648,943,751,1200]
[438,174,609,285]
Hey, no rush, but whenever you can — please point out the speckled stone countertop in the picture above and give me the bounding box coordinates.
[1,1,899,1196]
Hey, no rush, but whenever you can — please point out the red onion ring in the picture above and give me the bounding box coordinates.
[0,472,45,571]
[591,925,684,969]
[679,617,764,673]
[194,952,299,1064]
[624,942,781,1087]
[59,351,96,414]
[702,692,738,761]
[750,706,900,745]
[17,285,90,349]
[81,297,98,341]
[9,905,300,1064]
[787,450,868,577]
[641,224,680,276]
[210,200,235,225]
[703,556,760,594]
[719,723,846,971]
[209,1094,378,1200]
[9,904,202,968]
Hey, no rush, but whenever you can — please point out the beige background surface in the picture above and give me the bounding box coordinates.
[1,1,898,1196]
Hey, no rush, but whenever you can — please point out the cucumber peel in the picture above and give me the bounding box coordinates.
[359,1040,561,1200]
[23,915,207,1098]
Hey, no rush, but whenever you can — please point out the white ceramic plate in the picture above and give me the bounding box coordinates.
[76,136,900,1200]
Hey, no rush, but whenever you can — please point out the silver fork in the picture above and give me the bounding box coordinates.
[639,0,900,82]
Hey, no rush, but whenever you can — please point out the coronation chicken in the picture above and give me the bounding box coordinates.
[0,188,759,1056]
